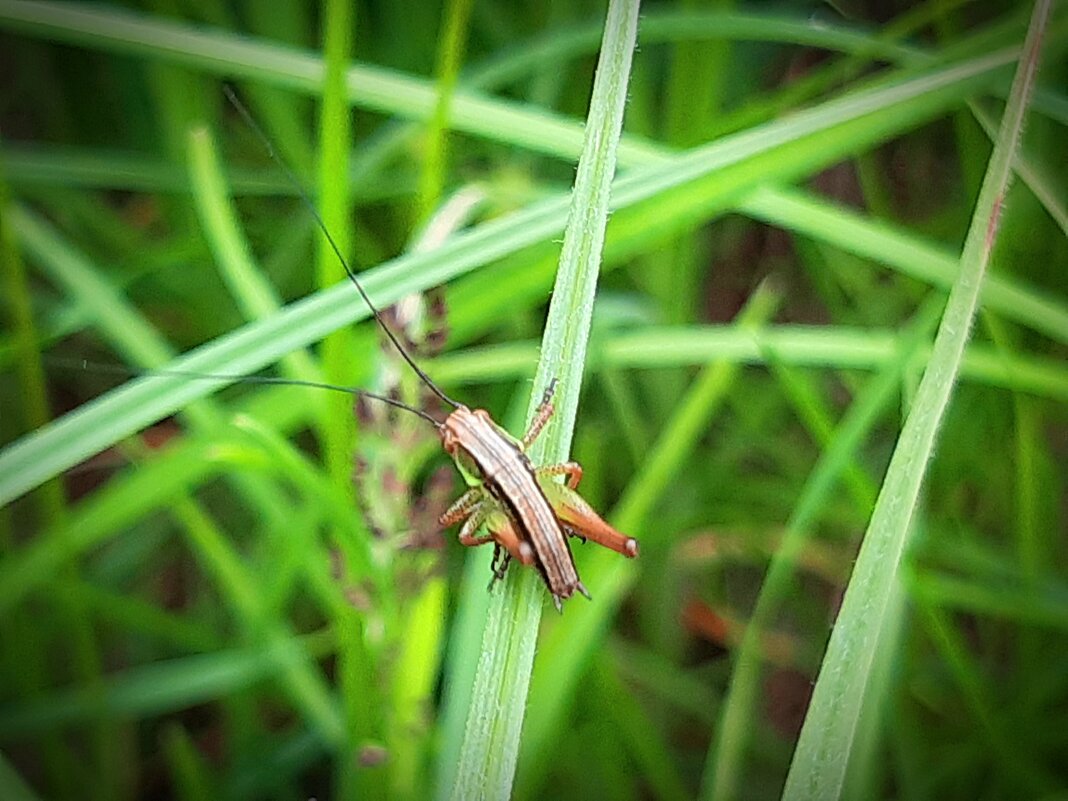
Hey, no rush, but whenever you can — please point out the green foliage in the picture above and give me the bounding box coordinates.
[0,1,1065,800]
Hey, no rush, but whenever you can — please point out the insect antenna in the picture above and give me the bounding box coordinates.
[55,358,443,429]
[222,85,461,410]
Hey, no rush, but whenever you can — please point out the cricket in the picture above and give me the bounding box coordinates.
[225,88,638,610]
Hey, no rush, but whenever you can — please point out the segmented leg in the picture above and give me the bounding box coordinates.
[456,505,534,572]
[549,581,590,613]
[521,379,559,450]
[439,487,482,527]
[456,504,492,547]
[546,483,640,558]
[441,482,542,588]
[563,519,638,557]
[487,545,513,590]
[537,461,583,489]
[541,377,559,405]
[490,544,509,577]
[562,525,586,545]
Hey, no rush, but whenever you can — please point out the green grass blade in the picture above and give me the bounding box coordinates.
[738,186,1068,347]
[0,167,66,525]
[1,4,1062,797]
[161,724,217,801]
[447,2,639,797]
[0,633,333,739]
[782,2,1053,798]
[186,125,322,384]
[515,288,780,799]
[430,327,1068,401]
[2,2,1058,167]
[0,23,1049,511]
[417,0,474,223]
[701,300,941,801]
[0,751,42,801]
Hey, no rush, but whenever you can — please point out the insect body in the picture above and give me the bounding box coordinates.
[437,381,638,610]
[226,87,638,608]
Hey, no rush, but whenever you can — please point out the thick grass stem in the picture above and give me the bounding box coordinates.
[446,1,640,798]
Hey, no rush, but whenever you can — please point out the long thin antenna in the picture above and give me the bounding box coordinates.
[60,358,443,429]
[222,85,461,410]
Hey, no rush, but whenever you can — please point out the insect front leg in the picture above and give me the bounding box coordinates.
[452,500,535,568]
[455,504,494,548]
[521,379,559,450]
[440,487,482,527]
[457,506,524,587]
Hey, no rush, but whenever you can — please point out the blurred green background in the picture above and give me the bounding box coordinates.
[0,0,1065,799]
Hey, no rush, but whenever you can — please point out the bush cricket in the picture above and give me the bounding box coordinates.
[220,88,640,609]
